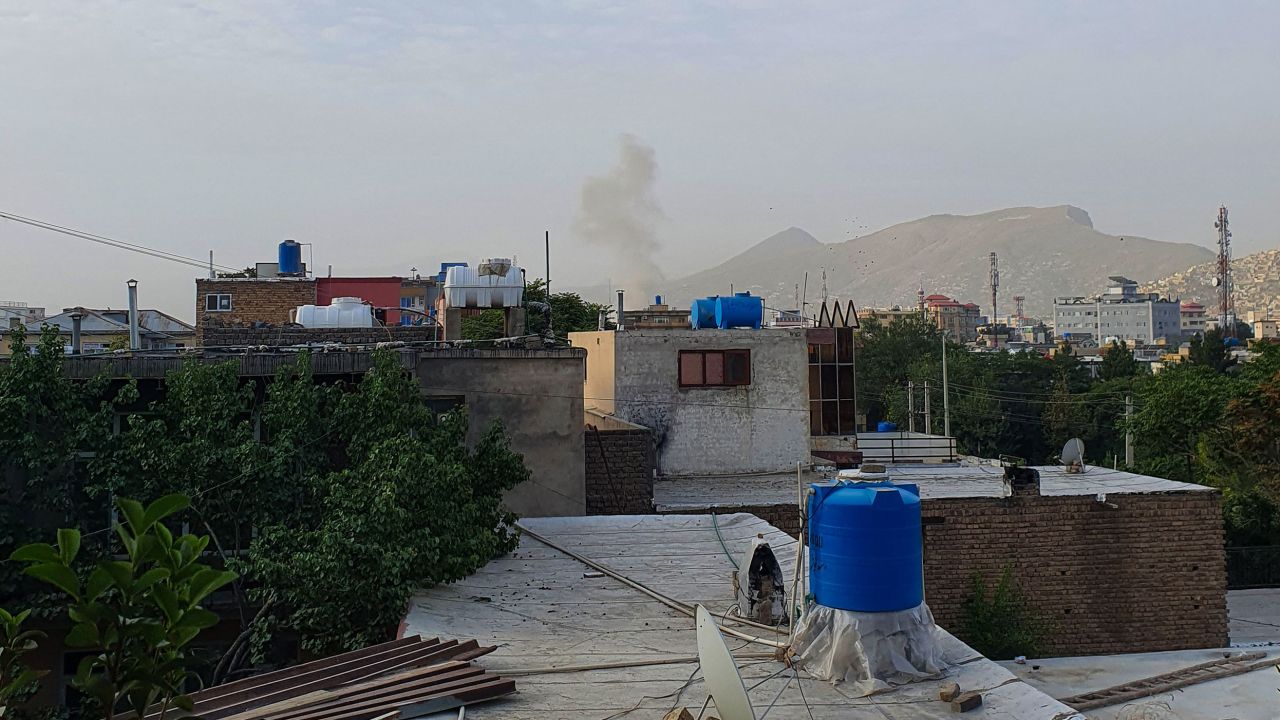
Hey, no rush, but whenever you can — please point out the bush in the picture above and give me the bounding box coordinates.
[960,565,1049,660]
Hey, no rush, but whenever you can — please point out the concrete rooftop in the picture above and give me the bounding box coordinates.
[404,514,1084,719]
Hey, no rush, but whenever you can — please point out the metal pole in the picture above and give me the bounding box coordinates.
[942,334,951,438]
[545,230,553,337]
[907,380,915,433]
[926,379,936,435]
[1125,395,1134,467]
[208,251,215,279]
[70,308,83,355]
[126,279,140,350]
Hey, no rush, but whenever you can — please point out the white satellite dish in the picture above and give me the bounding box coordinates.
[695,605,754,720]
[1061,438,1086,472]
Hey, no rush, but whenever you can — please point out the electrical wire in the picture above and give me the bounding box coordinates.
[0,209,242,273]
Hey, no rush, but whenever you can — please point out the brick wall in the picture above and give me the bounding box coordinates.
[660,490,1228,656]
[585,427,655,515]
[202,325,441,348]
[196,279,317,336]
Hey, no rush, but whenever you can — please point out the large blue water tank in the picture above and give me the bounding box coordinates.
[278,240,303,275]
[690,297,718,329]
[714,292,763,329]
[808,481,923,612]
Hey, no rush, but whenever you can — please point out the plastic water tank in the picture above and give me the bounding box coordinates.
[690,297,718,329]
[278,240,303,275]
[294,297,374,328]
[443,264,524,308]
[714,292,763,329]
[876,421,898,432]
[808,481,923,612]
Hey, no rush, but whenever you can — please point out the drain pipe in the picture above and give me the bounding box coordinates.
[70,308,83,355]
[616,290,625,331]
[127,279,140,350]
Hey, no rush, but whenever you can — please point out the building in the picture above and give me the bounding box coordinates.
[316,277,403,325]
[195,276,317,340]
[0,301,45,329]
[1054,276,1180,344]
[1245,310,1280,340]
[925,295,983,342]
[856,305,920,327]
[654,463,1227,657]
[1181,301,1208,335]
[570,326,862,476]
[620,295,689,329]
[1,307,195,355]
[404,513,1087,719]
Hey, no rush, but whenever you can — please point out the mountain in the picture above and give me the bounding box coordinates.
[661,206,1216,318]
[1142,249,1280,319]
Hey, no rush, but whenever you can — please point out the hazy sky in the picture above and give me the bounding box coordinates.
[2,1,1277,321]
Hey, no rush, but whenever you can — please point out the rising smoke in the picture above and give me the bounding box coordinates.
[574,134,665,299]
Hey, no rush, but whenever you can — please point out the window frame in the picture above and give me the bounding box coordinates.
[204,293,233,312]
[678,349,751,388]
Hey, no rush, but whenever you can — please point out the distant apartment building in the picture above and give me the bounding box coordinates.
[0,301,46,329]
[1054,276,1180,345]
[622,296,690,330]
[1180,301,1208,335]
[857,305,920,326]
[924,295,982,342]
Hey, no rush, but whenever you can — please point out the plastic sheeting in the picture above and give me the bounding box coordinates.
[791,602,947,695]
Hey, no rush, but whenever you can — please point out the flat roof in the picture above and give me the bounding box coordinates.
[403,514,1083,719]
[1002,647,1279,719]
[654,463,1210,510]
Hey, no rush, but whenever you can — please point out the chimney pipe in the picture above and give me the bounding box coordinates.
[616,290,625,331]
[127,279,140,350]
[70,308,83,355]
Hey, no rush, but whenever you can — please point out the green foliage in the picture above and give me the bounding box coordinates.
[246,351,527,655]
[522,278,611,337]
[0,607,46,713]
[460,310,507,342]
[1187,327,1235,373]
[1041,375,1088,457]
[10,495,235,720]
[1220,488,1280,546]
[960,566,1049,660]
[1098,340,1141,381]
[1127,364,1238,484]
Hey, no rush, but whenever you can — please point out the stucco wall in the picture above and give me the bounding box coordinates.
[415,350,587,517]
[603,329,809,476]
[573,330,617,415]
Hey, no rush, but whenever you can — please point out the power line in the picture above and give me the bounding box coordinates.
[0,209,241,273]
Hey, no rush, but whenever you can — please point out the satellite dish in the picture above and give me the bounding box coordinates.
[1061,438,1086,473]
[695,605,754,720]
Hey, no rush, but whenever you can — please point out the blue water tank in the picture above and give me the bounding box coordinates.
[691,297,718,329]
[876,421,897,432]
[714,292,763,329]
[278,240,303,275]
[808,481,923,612]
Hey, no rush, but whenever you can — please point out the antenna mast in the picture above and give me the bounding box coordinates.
[988,252,999,323]
[1215,206,1234,337]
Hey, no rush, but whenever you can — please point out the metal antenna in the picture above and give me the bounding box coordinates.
[1215,207,1234,337]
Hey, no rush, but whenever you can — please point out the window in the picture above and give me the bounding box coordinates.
[678,349,751,387]
[204,293,232,312]
[807,327,856,435]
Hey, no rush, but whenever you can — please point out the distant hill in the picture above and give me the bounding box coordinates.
[1142,249,1280,319]
[658,206,1215,318]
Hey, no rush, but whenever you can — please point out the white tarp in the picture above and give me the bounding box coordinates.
[791,602,947,695]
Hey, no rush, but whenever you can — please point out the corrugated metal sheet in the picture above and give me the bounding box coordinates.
[159,635,513,720]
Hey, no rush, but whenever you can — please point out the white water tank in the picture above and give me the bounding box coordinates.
[444,264,524,308]
[293,297,374,328]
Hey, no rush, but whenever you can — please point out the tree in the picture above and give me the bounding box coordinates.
[1098,340,1141,381]
[1127,365,1238,484]
[10,495,236,720]
[523,278,611,338]
[1041,375,1089,457]
[460,310,506,342]
[1187,327,1235,372]
[246,351,528,656]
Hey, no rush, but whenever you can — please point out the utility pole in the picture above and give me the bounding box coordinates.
[942,334,951,437]
[1124,395,1134,467]
[923,380,932,433]
[907,381,916,433]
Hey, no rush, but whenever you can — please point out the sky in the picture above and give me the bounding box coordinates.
[1,0,1277,322]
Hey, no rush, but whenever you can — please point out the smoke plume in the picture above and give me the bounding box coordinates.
[574,134,665,299]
